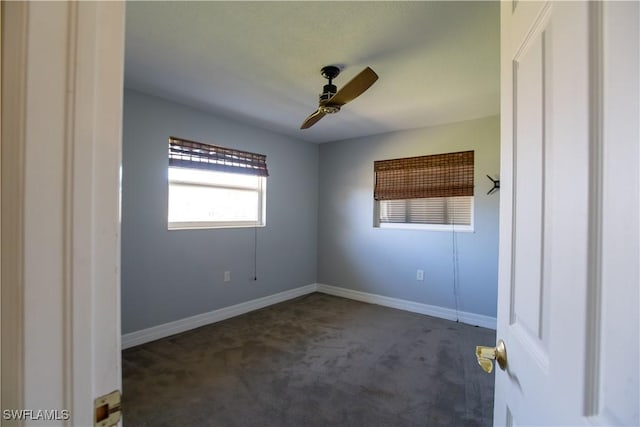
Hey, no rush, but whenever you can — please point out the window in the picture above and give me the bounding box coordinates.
[374,151,474,231]
[167,137,268,229]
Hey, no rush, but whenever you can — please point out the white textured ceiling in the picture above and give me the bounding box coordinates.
[125,1,500,144]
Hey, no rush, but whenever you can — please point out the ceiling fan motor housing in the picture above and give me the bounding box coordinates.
[319,83,337,102]
[319,84,340,113]
[318,65,341,113]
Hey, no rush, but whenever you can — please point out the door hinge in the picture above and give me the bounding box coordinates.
[94,390,121,427]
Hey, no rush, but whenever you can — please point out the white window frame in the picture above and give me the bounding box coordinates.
[167,167,266,230]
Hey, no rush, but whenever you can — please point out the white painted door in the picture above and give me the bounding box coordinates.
[1,2,125,426]
[493,1,639,425]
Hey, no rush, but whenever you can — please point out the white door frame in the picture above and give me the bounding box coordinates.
[1,2,125,425]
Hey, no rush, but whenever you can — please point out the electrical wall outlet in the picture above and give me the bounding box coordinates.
[416,269,424,281]
[224,271,231,282]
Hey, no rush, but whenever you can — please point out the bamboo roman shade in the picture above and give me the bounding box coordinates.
[374,151,474,200]
[168,136,269,177]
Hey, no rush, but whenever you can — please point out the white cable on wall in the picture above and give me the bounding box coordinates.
[451,201,461,322]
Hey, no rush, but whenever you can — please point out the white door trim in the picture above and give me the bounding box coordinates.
[1,0,28,416]
[1,2,125,425]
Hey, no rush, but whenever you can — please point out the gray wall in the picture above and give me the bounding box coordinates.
[317,116,500,318]
[121,91,499,334]
[121,90,318,334]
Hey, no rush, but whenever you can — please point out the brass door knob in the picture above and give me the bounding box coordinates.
[475,339,507,373]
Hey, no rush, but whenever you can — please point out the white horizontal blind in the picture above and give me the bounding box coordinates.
[379,196,472,225]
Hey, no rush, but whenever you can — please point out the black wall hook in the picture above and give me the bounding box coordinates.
[486,175,500,195]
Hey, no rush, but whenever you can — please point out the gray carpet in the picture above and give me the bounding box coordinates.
[122,293,495,426]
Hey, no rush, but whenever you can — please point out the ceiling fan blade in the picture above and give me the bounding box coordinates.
[300,109,326,129]
[327,67,378,106]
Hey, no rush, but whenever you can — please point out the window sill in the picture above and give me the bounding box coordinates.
[375,223,474,232]
[168,221,265,230]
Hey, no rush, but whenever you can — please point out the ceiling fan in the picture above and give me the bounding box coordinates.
[300,65,379,129]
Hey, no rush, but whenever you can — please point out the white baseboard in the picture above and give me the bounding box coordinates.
[121,284,317,349]
[122,282,496,349]
[315,283,496,330]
